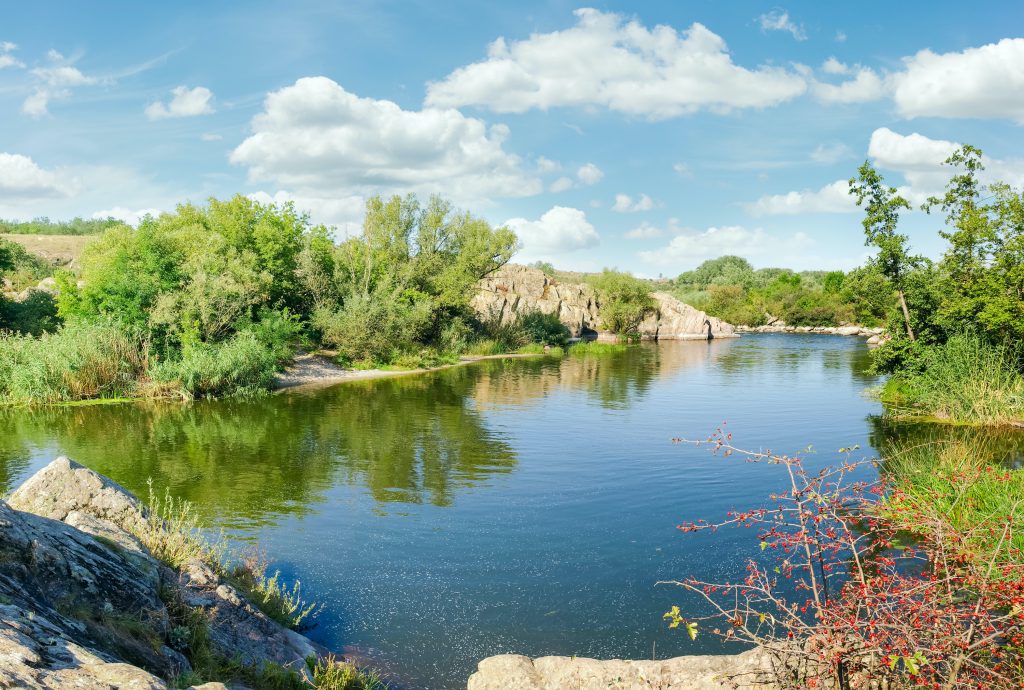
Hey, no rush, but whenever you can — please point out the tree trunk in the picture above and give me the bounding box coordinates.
[897,290,915,341]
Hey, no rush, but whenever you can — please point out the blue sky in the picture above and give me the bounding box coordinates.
[2,1,1023,276]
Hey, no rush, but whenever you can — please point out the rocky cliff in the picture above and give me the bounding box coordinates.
[473,265,737,340]
[0,458,329,690]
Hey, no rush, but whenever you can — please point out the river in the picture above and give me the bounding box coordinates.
[2,334,1021,689]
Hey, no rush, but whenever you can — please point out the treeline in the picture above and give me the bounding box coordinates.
[0,194,582,405]
[667,256,894,327]
[0,216,123,235]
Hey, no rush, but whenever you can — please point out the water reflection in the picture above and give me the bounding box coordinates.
[869,416,1024,471]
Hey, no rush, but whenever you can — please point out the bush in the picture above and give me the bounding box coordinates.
[588,270,654,334]
[1,290,59,335]
[313,290,432,365]
[516,310,570,346]
[0,321,147,405]
[149,329,285,399]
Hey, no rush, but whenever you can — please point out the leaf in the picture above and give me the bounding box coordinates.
[760,541,768,551]
[887,655,899,670]
[685,621,698,641]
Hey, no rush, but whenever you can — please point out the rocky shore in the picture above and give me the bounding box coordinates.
[473,264,737,340]
[736,323,887,345]
[0,458,336,690]
[467,649,767,689]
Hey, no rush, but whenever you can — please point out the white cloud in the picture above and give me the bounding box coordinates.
[624,218,683,240]
[91,207,161,226]
[821,57,847,75]
[248,190,366,237]
[22,51,98,116]
[747,179,857,216]
[425,8,808,119]
[230,76,542,206]
[549,176,574,193]
[672,162,691,177]
[612,193,654,212]
[0,41,23,69]
[758,10,806,41]
[577,163,603,185]
[505,206,600,262]
[810,142,852,164]
[835,31,847,43]
[638,225,813,268]
[812,67,885,104]
[536,156,561,173]
[0,153,76,199]
[146,86,215,120]
[891,38,1024,121]
[200,132,223,142]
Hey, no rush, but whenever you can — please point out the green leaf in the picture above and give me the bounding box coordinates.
[685,621,698,641]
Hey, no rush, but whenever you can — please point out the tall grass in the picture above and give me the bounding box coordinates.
[0,321,147,405]
[567,341,628,356]
[882,438,1024,558]
[885,334,1024,424]
[149,330,282,400]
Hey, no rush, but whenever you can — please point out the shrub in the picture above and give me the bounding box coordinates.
[516,310,570,346]
[148,329,283,399]
[1,290,59,335]
[313,290,432,365]
[588,270,654,334]
[666,433,1024,690]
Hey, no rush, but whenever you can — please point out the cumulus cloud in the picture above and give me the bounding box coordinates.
[638,226,813,268]
[757,10,806,41]
[22,50,98,116]
[425,8,808,118]
[0,153,76,199]
[891,38,1024,121]
[577,163,603,185]
[0,41,23,69]
[92,207,161,226]
[505,206,600,262]
[812,67,885,104]
[821,57,848,75]
[146,86,215,120]
[867,127,1024,199]
[230,77,542,207]
[672,162,691,177]
[612,193,654,212]
[747,180,857,216]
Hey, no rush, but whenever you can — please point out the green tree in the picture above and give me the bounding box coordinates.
[849,162,920,340]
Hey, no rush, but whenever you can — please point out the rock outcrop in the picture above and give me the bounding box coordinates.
[474,265,736,340]
[0,458,328,690]
[467,649,768,690]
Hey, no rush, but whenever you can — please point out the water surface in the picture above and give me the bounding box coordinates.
[3,335,1017,689]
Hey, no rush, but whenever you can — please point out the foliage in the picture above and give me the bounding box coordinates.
[516,309,570,347]
[0,237,52,291]
[1,290,59,335]
[880,334,1024,424]
[588,269,654,334]
[666,432,1024,689]
[567,341,627,356]
[229,549,321,629]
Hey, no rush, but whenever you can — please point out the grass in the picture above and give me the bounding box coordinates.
[567,341,628,356]
[882,334,1024,426]
[882,438,1024,559]
[0,233,96,266]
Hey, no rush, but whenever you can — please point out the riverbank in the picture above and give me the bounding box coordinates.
[0,457,380,689]
[736,323,885,342]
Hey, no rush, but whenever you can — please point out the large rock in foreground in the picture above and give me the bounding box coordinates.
[0,458,327,690]
[474,265,736,340]
[467,650,768,689]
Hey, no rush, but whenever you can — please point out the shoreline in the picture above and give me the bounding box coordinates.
[273,351,548,392]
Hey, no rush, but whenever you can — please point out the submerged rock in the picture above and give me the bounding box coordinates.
[0,458,330,690]
[467,649,768,689]
[473,264,736,340]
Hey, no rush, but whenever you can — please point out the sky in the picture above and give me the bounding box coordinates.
[2,1,1024,276]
